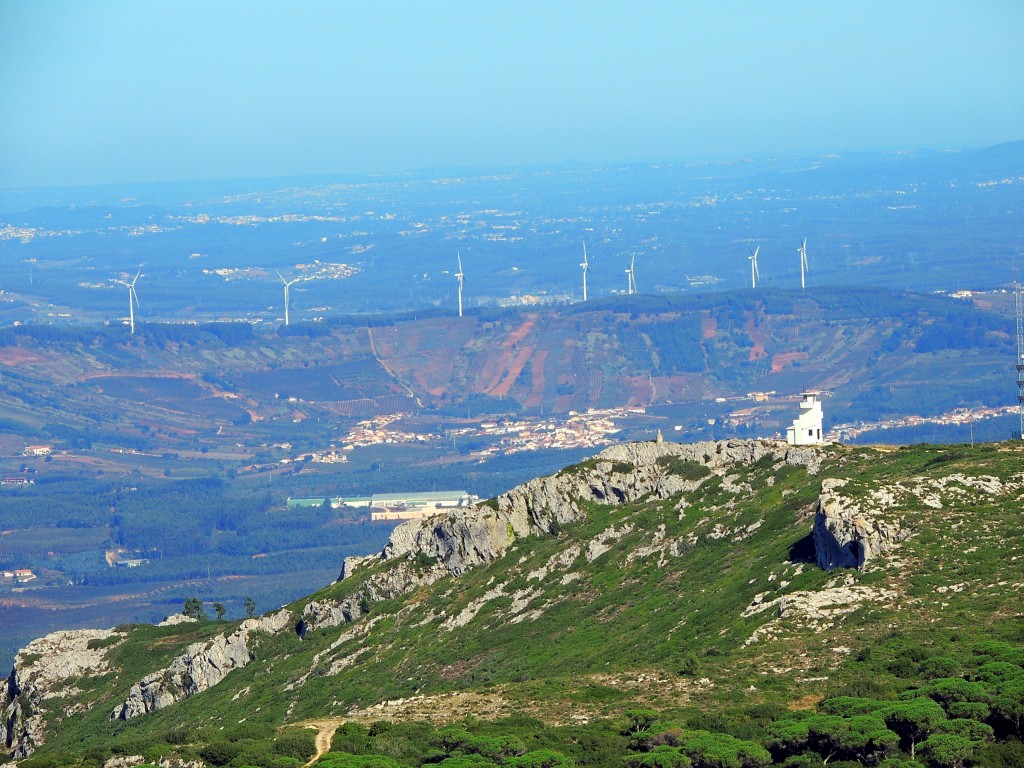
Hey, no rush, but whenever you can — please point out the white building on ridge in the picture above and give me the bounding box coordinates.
[787,392,824,445]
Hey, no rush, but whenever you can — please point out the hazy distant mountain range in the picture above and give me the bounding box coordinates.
[0,143,1021,326]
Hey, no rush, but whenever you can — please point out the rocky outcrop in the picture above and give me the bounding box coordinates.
[303,597,366,631]
[110,610,291,720]
[598,438,823,478]
[813,478,910,570]
[1,628,122,759]
[743,573,899,645]
[338,439,824,606]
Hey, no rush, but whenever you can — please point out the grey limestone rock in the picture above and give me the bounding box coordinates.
[338,439,824,608]
[303,597,365,630]
[110,609,291,720]
[813,478,909,570]
[1,628,121,759]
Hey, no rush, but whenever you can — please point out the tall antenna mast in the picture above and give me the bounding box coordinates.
[1016,280,1024,439]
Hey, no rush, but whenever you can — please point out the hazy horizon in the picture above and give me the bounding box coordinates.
[2,1,1022,190]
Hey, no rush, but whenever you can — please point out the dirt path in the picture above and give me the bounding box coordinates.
[301,718,344,766]
[366,327,422,406]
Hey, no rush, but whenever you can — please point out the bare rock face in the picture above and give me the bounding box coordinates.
[103,756,146,768]
[598,438,821,477]
[338,439,824,605]
[813,478,910,570]
[1,628,122,759]
[110,610,291,720]
[303,597,365,630]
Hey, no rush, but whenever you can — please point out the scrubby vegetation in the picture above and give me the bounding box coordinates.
[8,442,1024,767]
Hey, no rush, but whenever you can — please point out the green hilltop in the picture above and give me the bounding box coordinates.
[2,439,1023,768]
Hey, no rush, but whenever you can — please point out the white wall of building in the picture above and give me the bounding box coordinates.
[787,392,824,445]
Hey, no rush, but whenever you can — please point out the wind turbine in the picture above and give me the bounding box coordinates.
[455,252,465,317]
[580,242,590,302]
[625,254,637,295]
[798,238,809,290]
[749,246,760,289]
[277,270,301,326]
[116,270,141,334]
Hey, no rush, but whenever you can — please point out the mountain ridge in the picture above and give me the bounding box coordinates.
[2,438,1023,766]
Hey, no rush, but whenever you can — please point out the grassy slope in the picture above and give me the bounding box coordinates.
[26,441,1024,757]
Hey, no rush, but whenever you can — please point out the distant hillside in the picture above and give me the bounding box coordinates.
[0,288,1015,460]
[3,438,1022,766]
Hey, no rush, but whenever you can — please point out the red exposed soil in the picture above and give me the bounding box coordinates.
[0,348,47,365]
[700,314,717,340]
[489,345,533,398]
[479,316,537,395]
[525,349,548,408]
[771,351,810,372]
[625,375,655,407]
[745,311,768,361]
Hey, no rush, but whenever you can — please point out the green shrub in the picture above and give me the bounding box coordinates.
[20,754,79,768]
[920,657,964,680]
[623,745,692,767]
[276,729,317,760]
[331,722,371,754]
[504,749,574,768]
[200,740,242,766]
[678,652,700,677]
[416,551,439,569]
[85,635,121,651]
[919,733,978,768]
[316,754,402,767]
[656,456,712,481]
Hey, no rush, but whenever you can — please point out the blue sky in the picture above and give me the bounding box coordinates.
[1,0,1022,188]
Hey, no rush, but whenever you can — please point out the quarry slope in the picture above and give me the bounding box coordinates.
[3,439,1023,763]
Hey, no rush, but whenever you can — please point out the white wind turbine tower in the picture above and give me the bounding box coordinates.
[625,254,637,295]
[749,246,760,289]
[116,270,142,334]
[799,239,809,290]
[580,242,590,302]
[455,252,465,317]
[277,270,301,326]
